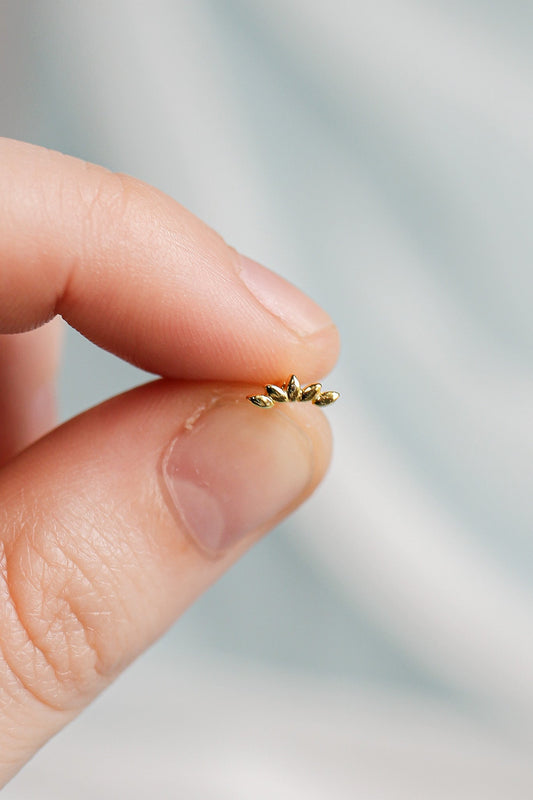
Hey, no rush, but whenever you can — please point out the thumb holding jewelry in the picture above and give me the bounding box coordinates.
[0,378,331,783]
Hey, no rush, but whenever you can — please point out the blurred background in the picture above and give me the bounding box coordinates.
[2,1,533,796]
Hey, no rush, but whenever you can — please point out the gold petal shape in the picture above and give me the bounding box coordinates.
[301,383,322,402]
[313,390,340,406]
[266,384,289,402]
[247,394,275,408]
[286,374,302,402]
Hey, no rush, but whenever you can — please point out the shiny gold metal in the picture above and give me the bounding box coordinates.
[247,375,339,409]
[286,374,302,402]
[301,383,322,402]
[266,384,289,402]
[313,390,340,406]
[248,394,275,408]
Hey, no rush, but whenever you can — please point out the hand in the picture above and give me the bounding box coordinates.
[0,138,339,785]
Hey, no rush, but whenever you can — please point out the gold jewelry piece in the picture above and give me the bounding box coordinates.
[248,375,339,408]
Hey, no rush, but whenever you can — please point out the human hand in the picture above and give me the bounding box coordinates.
[0,138,339,784]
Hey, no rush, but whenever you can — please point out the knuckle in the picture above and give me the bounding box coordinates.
[0,514,122,711]
[57,165,147,313]
[75,162,134,238]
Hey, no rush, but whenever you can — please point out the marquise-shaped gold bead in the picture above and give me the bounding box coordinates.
[286,374,302,402]
[301,383,322,402]
[266,384,289,402]
[247,394,275,408]
[313,390,340,406]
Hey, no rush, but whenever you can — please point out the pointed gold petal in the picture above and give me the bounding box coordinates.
[301,383,322,402]
[248,394,275,408]
[286,374,302,402]
[313,390,340,406]
[266,384,289,402]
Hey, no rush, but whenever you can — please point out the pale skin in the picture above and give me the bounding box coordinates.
[0,138,340,785]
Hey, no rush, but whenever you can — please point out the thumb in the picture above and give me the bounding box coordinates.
[0,379,331,784]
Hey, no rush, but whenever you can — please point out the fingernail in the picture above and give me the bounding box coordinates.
[237,255,333,337]
[162,401,313,556]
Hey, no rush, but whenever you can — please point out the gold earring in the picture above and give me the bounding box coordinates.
[247,375,339,409]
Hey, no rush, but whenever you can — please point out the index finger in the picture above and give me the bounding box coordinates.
[0,138,339,381]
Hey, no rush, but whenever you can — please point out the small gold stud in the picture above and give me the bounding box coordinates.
[247,375,339,409]
[266,384,289,403]
[286,374,302,402]
[301,383,322,402]
[248,394,275,408]
[313,391,340,406]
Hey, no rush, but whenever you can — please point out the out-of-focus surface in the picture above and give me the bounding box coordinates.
[2,0,533,795]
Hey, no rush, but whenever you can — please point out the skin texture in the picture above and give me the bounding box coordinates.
[0,138,339,785]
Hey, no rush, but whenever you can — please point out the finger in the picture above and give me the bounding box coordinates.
[0,138,339,382]
[0,319,63,466]
[0,379,331,784]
